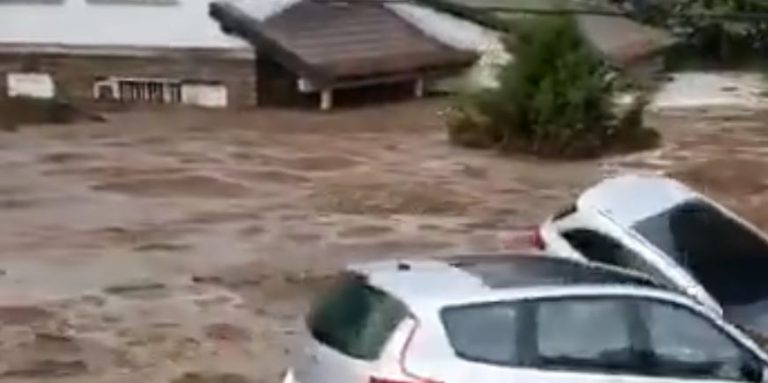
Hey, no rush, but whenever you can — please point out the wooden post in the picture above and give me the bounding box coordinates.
[320,89,333,111]
[414,78,425,98]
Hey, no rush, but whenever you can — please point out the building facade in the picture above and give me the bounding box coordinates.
[0,0,255,108]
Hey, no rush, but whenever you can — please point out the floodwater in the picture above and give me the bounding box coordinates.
[0,100,766,382]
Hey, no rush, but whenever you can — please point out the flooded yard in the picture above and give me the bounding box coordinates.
[0,99,766,382]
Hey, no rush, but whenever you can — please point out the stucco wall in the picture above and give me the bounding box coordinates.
[0,50,256,108]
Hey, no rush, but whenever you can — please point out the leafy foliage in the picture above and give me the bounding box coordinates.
[448,16,658,158]
[615,0,768,62]
[0,96,79,131]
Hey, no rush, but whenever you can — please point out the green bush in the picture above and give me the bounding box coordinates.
[616,0,768,64]
[448,16,658,158]
[0,96,79,131]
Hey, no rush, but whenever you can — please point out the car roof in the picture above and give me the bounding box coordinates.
[579,174,699,226]
[347,254,662,308]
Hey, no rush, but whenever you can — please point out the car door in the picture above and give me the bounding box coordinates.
[617,295,766,383]
[435,296,644,383]
[515,295,765,383]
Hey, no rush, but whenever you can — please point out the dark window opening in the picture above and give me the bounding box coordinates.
[330,81,419,109]
[115,80,181,104]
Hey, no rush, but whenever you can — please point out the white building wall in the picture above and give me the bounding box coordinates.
[0,0,249,51]
[6,73,56,99]
[181,83,228,108]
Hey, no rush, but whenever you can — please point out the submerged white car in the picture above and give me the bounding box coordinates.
[284,254,768,383]
[538,174,768,336]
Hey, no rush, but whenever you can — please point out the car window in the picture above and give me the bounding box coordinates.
[562,229,632,266]
[632,199,768,305]
[444,296,763,379]
[533,298,638,373]
[636,299,758,381]
[561,229,668,284]
[307,274,408,360]
[442,302,523,366]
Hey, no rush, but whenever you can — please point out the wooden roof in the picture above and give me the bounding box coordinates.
[416,0,676,68]
[576,13,677,66]
[210,0,477,87]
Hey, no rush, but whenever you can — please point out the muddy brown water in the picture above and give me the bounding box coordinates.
[0,101,766,382]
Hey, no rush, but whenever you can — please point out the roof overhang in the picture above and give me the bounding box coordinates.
[209,1,334,85]
[210,1,477,89]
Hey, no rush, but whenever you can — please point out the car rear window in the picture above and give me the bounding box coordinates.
[632,199,768,304]
[307,273,408,360]
[442,302,524,366]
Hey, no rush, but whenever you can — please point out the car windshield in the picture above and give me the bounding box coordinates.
[632,199,768,305]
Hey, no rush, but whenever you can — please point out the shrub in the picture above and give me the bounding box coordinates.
[448,16,658,158]
[615,0,768,64]
[0,96,80,130]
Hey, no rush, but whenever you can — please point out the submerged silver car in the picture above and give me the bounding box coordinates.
[284,254,768,383]
[537,174,768,336]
